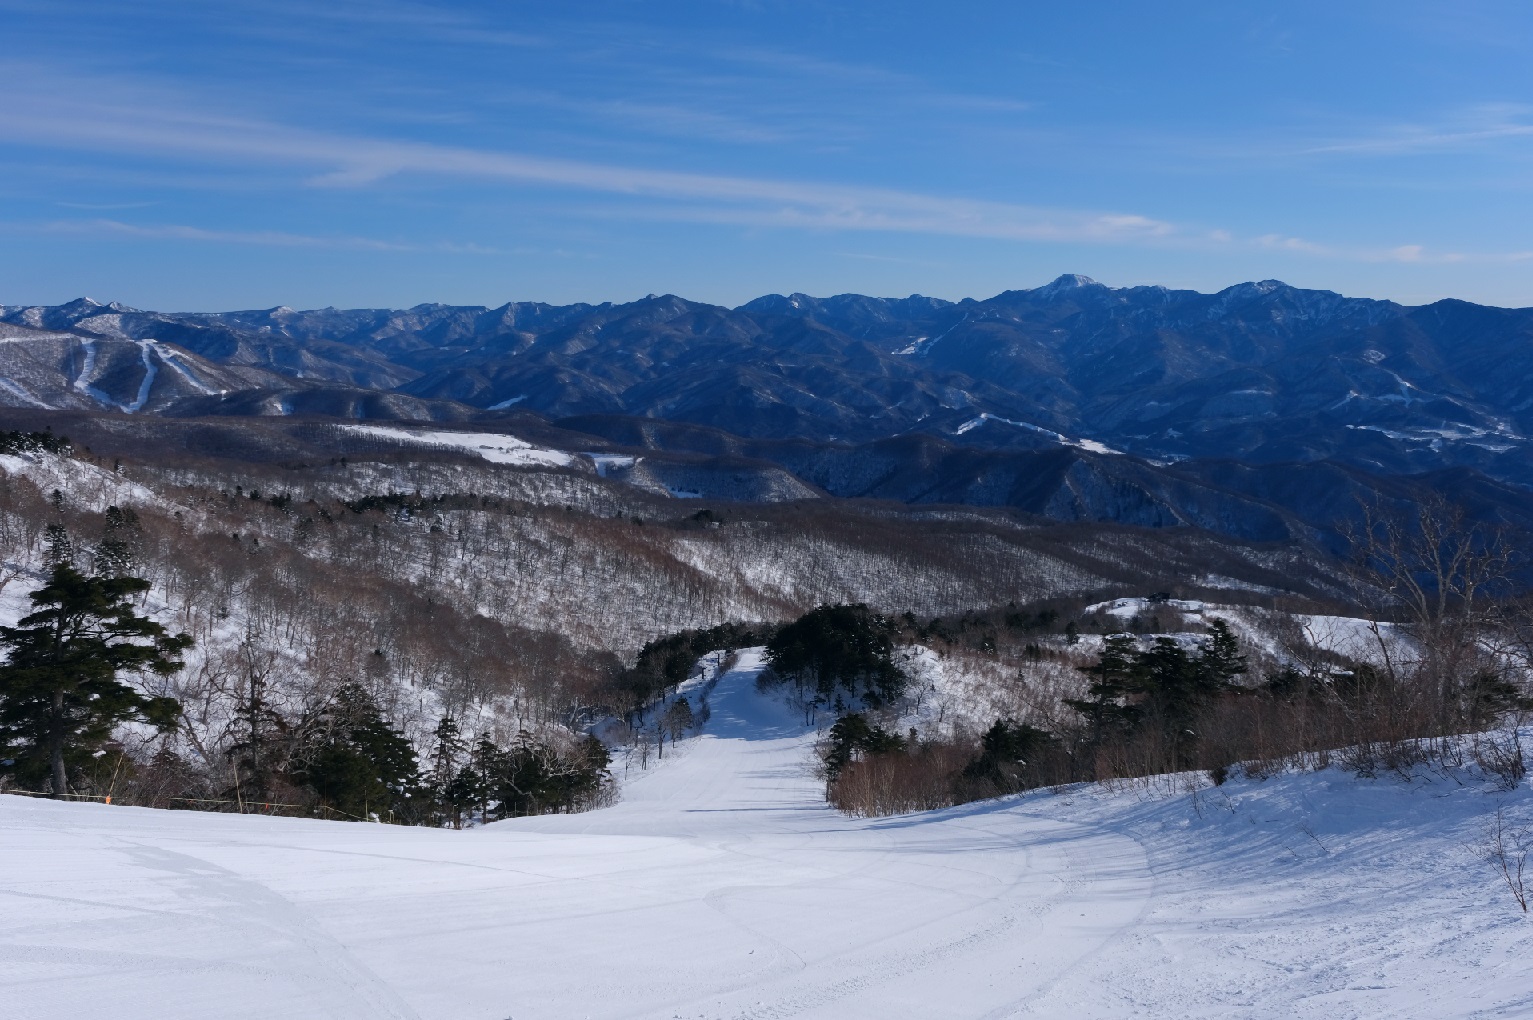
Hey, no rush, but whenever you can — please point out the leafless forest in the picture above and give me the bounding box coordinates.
[4,419,1522,819]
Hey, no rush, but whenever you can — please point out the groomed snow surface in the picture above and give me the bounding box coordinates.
[3,650,1530,1019]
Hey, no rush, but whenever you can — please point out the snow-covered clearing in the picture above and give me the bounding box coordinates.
[587,452,638,477]
[1298,613,1412,665]
[338,424,574,468]
[3,651,1530,1018]
[1084,596,1205,617]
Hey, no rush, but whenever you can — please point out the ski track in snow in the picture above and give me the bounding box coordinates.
[953,413,1122,455]
[126,341,157,412]
[155,345,220,396]
[2,650,1530,1018]
[0,377,52,408]
[67,338,161,412]
[70,337,118,409]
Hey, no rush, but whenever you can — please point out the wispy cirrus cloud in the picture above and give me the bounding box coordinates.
[1300,104,1533,156]
[0,77,1178,247]
[56,200,158,211]
[485,88,799,145]
[8,70,1528,266]
[1254,231,1533,265]
[19,218,496,253]
[600,202,1174,244]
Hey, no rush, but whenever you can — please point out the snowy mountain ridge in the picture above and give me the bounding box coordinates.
[4,275,1532,497]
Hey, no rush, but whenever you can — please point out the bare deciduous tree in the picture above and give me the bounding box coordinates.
[1476,806,1530,913]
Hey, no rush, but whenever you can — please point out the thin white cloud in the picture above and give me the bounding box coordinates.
[605,203,1174,243]
[56,200,158,211]
[6,71,1530,266]
[836,251,941,266]
[1256,233,1333,255]
[0,82,1179,247]
[1253,231,1533,265]
[24,218,496,253]
[1301,104,1533,156]
[489,89,797,145]
[716,45,1036,115]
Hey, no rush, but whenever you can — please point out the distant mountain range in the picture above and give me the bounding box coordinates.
[3,276,1530,543]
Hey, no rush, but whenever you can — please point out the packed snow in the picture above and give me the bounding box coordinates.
[486,395,527,411]
[586,453,638,477]
[338,424,574,468]
[3,650,1529,1018]
[70,338,114,409]
[125,340,158,412]
[155,344,223,396]
[1084,596,1205,617]
[954,413,1123,455]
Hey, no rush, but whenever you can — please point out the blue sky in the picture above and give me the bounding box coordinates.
[2,0,1531,310]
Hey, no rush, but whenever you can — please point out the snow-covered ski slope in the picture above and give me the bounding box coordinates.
[3,650,1530,1019]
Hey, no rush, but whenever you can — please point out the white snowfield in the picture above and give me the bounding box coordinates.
[338,424,575,468]
[3,650,1530,1019]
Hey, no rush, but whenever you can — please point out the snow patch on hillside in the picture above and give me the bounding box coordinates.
[1297,613,1412,664]
[585,453,636,477]
[338,424,574,468]
[486,394,526,410]
[955,412,1123,454]
[0,450,163,514]
[1085,595,1205,616]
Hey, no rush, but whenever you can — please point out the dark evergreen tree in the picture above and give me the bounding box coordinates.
[43,523,74,568]
[662,697,695,743]
[0,563,190,797]
[463,735,503,821]
[93,505,143,578]
[1067,623,1249,769]
[1063,634,1141,748]
[0,430,69,456]
[424,716,470,826]
[822,712,906,782]
[223,639,292,803]
[293,682,419,820]
[765,604,905,710]
[479,735,608,818]
[1262,665,1311,700]
[1199,620,1247,690]
[1135,636,1200,731]
[1136,624,1249,765]
[426,716,466,788]
[962,718,1056,792]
